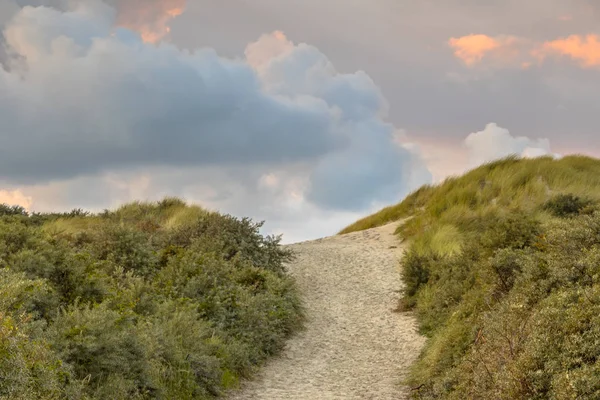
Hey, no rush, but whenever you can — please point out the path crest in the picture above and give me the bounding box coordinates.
[228,222,425,400]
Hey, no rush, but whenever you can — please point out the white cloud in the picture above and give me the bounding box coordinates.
[246,31,431,209]
[3,166,366,243]
[464,123,559,168]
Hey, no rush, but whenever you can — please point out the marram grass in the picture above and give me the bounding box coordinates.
[345,155,600,399]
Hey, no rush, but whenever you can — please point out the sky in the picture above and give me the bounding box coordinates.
[0,0,598,243]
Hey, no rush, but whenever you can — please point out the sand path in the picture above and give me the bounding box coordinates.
[228,221,425,400]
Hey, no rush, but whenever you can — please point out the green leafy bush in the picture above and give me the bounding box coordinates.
[543,193,593,217]
[0,198,302,399]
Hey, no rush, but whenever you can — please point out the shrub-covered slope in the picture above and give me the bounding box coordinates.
[342,155,600,399]
[0,198,302,400]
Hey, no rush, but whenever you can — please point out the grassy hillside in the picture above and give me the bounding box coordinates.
[0,198,302,400]
[342,155,600,399]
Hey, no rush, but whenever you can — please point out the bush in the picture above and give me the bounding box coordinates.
[0,204,28,217]
[543,193,593,217]
[48,304,153,398]
[401,250,432,299]
[0,198,302,399]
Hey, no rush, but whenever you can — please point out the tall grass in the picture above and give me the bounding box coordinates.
[340,155,600,236]
[344,155,600,399]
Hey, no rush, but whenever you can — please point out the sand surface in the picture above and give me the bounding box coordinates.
[228,221,425,400]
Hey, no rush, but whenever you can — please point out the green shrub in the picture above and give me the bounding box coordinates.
[543,193,593,217]
[0,269,84,399]
[479,211,541,251]
[48,304,153,397]
[0,204,28,217]
[167,214,292,274]
[0,198,302,399]
[0,314,84,400]
[401,250,433,299]
[84,225,158,277]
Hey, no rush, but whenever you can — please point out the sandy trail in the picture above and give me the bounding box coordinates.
[228,221,425,400]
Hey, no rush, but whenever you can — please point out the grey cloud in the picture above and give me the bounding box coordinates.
[0,39,7,70]
[0,1,429,213]
[307,145,428,211]
[0,4,339,181]
[12,0,64,5]
[0,1,18,23]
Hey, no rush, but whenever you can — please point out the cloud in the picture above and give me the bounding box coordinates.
[0,2,431,218]
[448,34,520,66]
[0,189,32,210]
[0,4,334,180]
[450,33,600,69]
[245,31,431,209]
[306,127,431,210]
[176,0,600,156]
[113,0,185,44]
[535,35,600,68]
[245,30,293,70]
[2,166,373,243]
[464,123,558,168]
[449,34,502,65]
[0,1,19,23]
[0,40,8,70]
[3,0,186,44]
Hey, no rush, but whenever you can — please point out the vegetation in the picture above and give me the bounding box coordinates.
[0,198,302,399]
[343,155,600,399]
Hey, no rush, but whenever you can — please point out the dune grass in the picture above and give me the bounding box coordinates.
[344,155,600,399]
[341,155,600,236]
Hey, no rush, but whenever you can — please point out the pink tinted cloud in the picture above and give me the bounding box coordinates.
[449,34,502,65]
[0,190,33,210]
[116,0,185,43]
[245,30,294,70]
[450,33,600,69]
[535,35,600,67]
[448,34,522,67]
